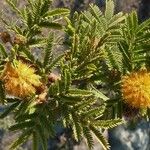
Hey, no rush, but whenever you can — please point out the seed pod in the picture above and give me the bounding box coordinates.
[0,31,12,43]
[14,34,27,45]
[48,73,61,83]
[36,84,46,94]
[109,69,120,79]
[36,87,48,104]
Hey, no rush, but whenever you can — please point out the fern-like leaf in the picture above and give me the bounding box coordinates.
[0,81,5,104]
[105,0,114,20]
[90,125,110,150]
[0,102,20,118]
[39,21,62,29]
[93,119,123,129]
[43,8,70,18]
[43,33,53,67]
[10,129,32,150]
[0,44,7,58]
[82,126,94,149]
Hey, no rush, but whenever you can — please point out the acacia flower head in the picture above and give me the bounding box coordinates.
[121,70,150,108]
[1,60,42,98]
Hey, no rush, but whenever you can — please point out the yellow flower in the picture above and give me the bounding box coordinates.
[121,70,150,108]
[1,60,42,98]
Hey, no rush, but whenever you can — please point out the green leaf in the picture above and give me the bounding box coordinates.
[22,47,35,61]
[63,69,71,92]
[71,112,82,141]
[43,33,53,67]
[82,126,94,149]
[0,101,20,118]
[6,0,21,15]
[40,0,52,16]
[89,84,109,101]
[48,82,59,96]
[68,89,93,97]
[104,45,123,71]
[38,114,55,137]
[39,21,62,29]
[28,37,47,47]
[0,81,5,104]
[46,54,64,72]
[10,129,32,150]
[0,44,7,58]
[36,124,48,150]
[137,18,150,34]
[125,11,138,37]
[43,8,70,17]
[32,131,40,150]
[9,121,35,131]
[90,125,110,150]
[82,105,106,118]
[93,119,123,129]
[71,34,79,56]
[89,4,103,22]
[105,0,114,20]
[26,11,33,28]
[75,98,96,110]
[108,12,125,28]
[60,95,82,104]
[15,113,38,122]
[6,98,21,103]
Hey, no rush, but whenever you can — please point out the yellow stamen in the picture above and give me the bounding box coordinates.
[121,70,150,108]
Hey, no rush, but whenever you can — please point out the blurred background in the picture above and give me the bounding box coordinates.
[0,0,150,150]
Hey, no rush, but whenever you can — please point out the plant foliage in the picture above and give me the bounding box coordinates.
[0,0,150,150]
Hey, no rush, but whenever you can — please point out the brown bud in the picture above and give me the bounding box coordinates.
[109,69,120,79]
[36,87,48,104]
[36,84,46,94]
[14,34,27,45]
[0,31,11,43]
[36,91,48,104]
[48,73,61,83]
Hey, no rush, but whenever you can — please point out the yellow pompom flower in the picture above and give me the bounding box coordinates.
[121,70,150,108]
[1,60,42,98]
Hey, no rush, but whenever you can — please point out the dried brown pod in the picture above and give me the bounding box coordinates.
[0,31,12,44]
[36,84,47,94]
[14,34,27,45]
[36,87,48,104]
[109,69,120,79]
[48,73,61,83]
